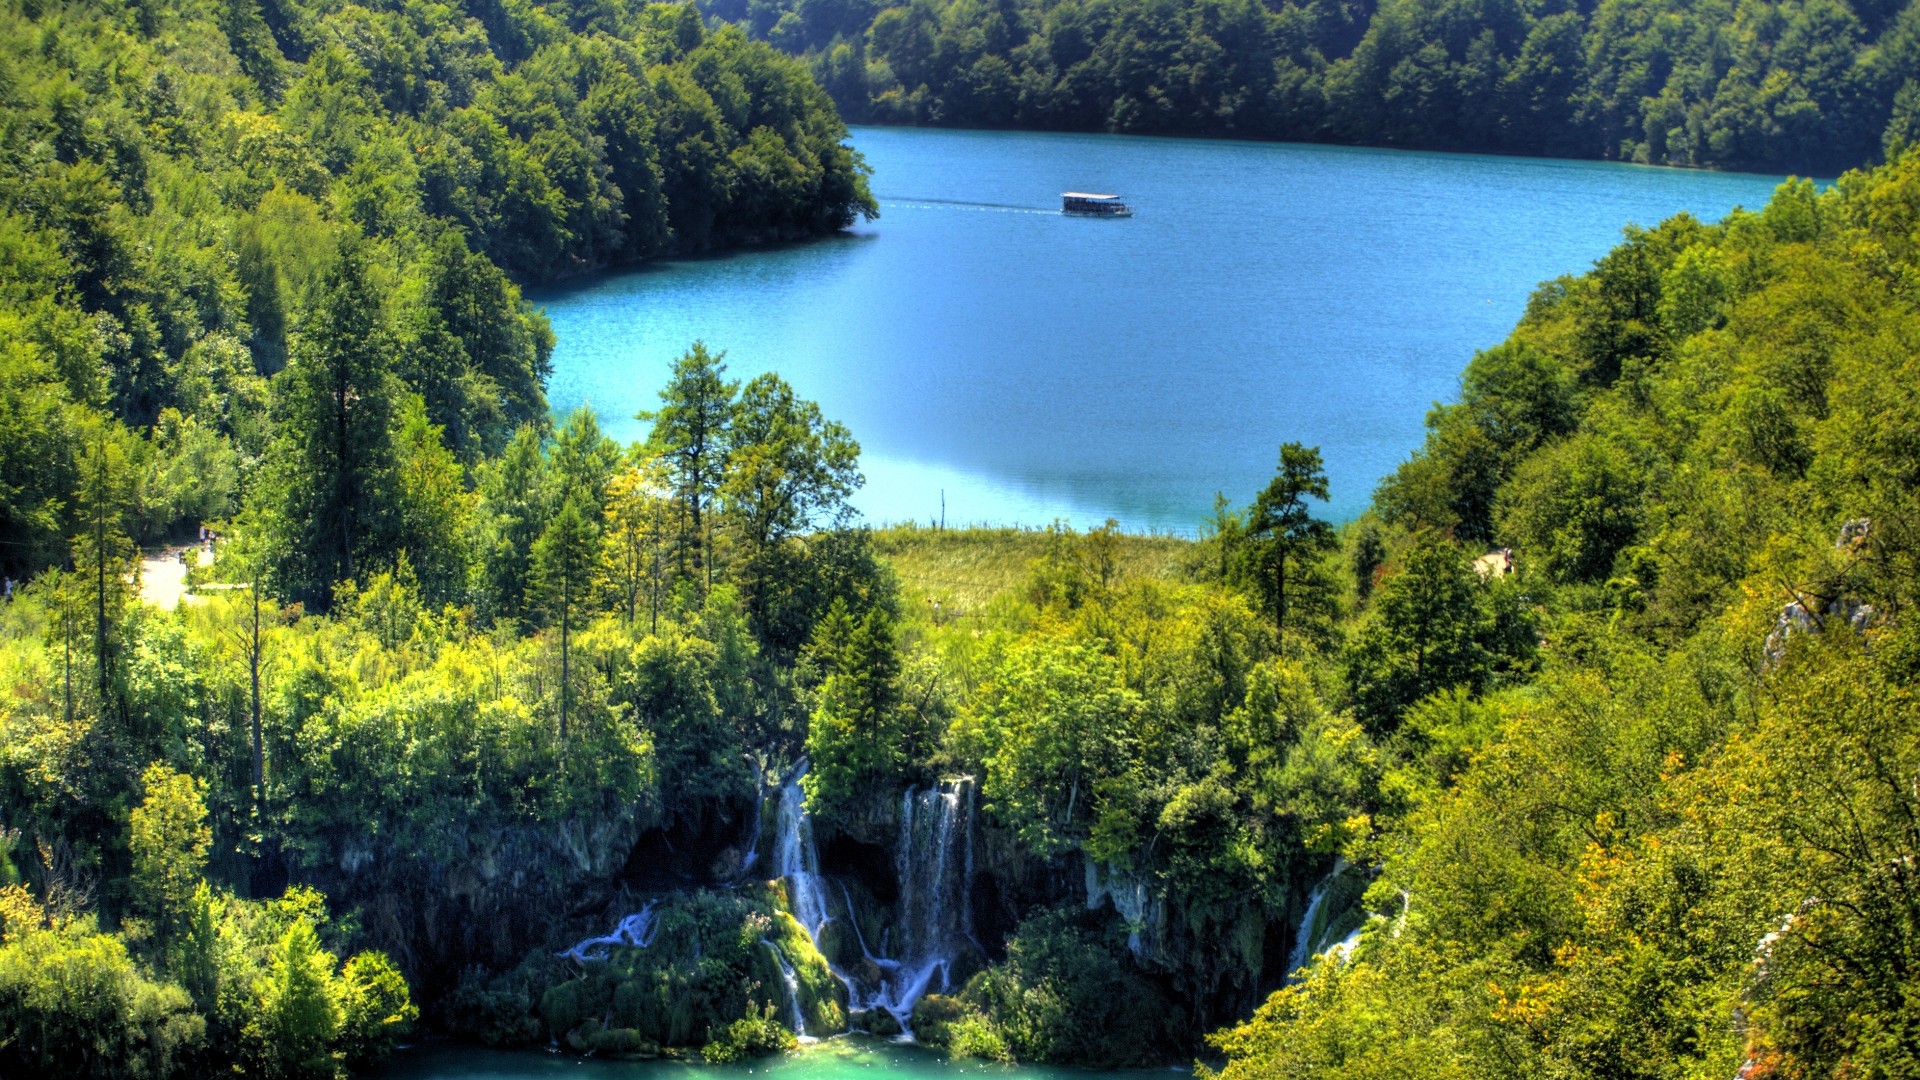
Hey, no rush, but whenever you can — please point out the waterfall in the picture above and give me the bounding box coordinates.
[774,762,830,936]
[893,779,976,964]
[761,938,813,1041]
[1326,926,1363,964]
[1287,858,1348,978]
[559,899,661,963]
[768,765,977,1036]
[858,777,976,1030]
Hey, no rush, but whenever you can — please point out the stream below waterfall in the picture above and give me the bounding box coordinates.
[376,1038,1178,1079]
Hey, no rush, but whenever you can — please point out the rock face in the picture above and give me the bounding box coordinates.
[311,809,649,994]
[1084,864,1281,1026]
[1084,860,1164,960]
[539,885,847,1053]
[1761,519,1882,667]
[391,758,1335,1047]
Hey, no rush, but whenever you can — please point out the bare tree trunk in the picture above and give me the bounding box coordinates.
[94,470,108,701]
[250,580,264,818]
[63,604,74,724]
[1274,551,1288,651]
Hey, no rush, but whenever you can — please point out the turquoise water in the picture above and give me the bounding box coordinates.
[538,127,1796,530]
[377,1039,1175,1079]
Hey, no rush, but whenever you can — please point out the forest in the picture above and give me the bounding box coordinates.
[3,0,1920,1075]
[706,0,1920,174]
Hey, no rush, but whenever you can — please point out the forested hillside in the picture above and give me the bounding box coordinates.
[0,0,874,587]
[1205,160,1920,1077]
[0,0,876,1071]
[709,0,1920,173]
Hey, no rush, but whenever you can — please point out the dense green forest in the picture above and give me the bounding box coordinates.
[1197,164,1920,1076]
[3,0,1920,1074]
[707,0,1920,173]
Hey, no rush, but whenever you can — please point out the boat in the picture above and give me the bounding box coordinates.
[1061,192,1132,217]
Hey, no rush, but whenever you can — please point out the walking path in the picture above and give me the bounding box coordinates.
[139,548,192,610]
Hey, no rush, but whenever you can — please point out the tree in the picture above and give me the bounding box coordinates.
[643,342,738,588]
[219,512,280,824]
[724,372,862,550]
[601,456,675,631]
[337,952,416,1069]
[949,635,1138,858]
[473,424,551,626]
[258,236,400,610]
[1342,533,1491,733]
[1198,493,1246,585]
[69,422,137,704]
[390,394,472,606]
[530,492,599,741]
[724,372,862,621]
[549,406,622,513]
[0,920,204,1079]
[249,919,342,1080]
[128,764,211,932]
[1245,443,1336,649]
[802,600,915,819]
[1494,433,1643,585]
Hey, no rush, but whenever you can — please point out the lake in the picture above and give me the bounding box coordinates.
[377,1038,1175,1080]
[537,127,1797,531]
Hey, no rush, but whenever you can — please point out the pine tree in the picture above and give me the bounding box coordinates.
[1246,442,1336,649]
[530,492,599,741]
[258,236,400,610]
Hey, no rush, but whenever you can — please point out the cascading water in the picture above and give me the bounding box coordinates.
[863,778,978,1028]
[769,762,977,1036]
[760,939,813,1041]
[773,762,830,936]
[558,899,661,963]
[1286,858,1349,979]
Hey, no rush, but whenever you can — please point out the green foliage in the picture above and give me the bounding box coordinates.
[1495,433,1645,586]
[248,919,342,1079]
[952,634,1138,858]
[713,0,1906,172]
[7,1,1920,1068]
[338,951,416,1069]
[645,341,739,584]
[257,236,403,611]
[128,763,211,932]
[802,599,920,819]
[1245,442,1337,649]
[0,914,205,1080]
[1207,149,1920,1080]
[701,1002,796,1062]
[1343,532,1531,733]
[939,907,1182,1066]
[494,890,836,1055]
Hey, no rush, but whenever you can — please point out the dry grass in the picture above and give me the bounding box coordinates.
[871,524,1193,615]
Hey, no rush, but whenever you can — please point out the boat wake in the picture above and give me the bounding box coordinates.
[878,196,1054,214]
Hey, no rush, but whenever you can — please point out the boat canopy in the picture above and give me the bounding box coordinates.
[1061,192,1123,200]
